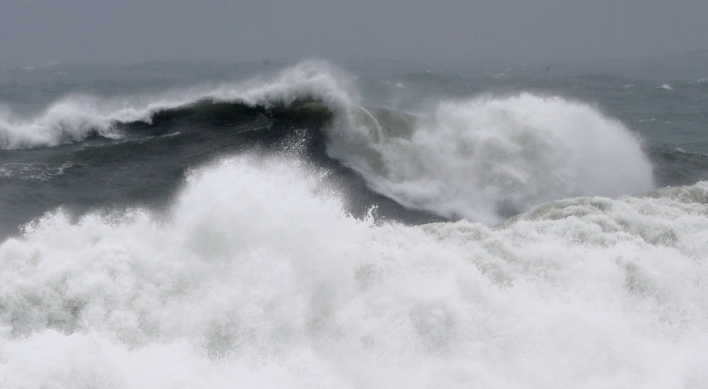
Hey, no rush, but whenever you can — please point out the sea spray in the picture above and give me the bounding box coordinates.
[0,156,706,388]
[328,94,654,224]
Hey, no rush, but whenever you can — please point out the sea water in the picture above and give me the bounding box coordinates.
[0,56,707,388]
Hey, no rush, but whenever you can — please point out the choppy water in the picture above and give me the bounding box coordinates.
[1,56,707,388]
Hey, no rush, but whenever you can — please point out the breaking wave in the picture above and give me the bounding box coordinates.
[334,94,654,224]
[0,156,706,388]
[0,61,355,149]
[0,62,654,223]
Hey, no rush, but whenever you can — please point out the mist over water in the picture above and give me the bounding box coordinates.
[1,58,708,387]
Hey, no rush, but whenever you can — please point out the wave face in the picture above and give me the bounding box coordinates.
[0,156,707,388]
[0,62,654,224]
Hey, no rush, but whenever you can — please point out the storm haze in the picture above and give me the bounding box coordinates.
[1,0,707,66]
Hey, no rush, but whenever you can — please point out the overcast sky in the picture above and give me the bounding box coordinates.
[1,0,707,66]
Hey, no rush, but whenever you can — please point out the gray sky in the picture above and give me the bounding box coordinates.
[1,0,707,66]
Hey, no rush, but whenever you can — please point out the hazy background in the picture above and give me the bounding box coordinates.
[1,0,707,66]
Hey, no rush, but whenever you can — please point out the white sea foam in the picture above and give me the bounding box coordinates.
[0,162,73,181]
[329,94,654,224]
[0,156,706,388]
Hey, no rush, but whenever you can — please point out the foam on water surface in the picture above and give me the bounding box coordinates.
[0,156,706,388]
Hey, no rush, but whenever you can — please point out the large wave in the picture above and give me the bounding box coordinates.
[0,156,706,388]
[0,61,654,223]
[0,61,356,149]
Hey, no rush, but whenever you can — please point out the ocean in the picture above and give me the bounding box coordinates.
[0,55,707,387]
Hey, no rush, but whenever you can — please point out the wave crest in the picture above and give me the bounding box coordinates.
[0,61,353,149]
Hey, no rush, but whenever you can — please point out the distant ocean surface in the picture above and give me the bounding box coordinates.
[1,55,707,388]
